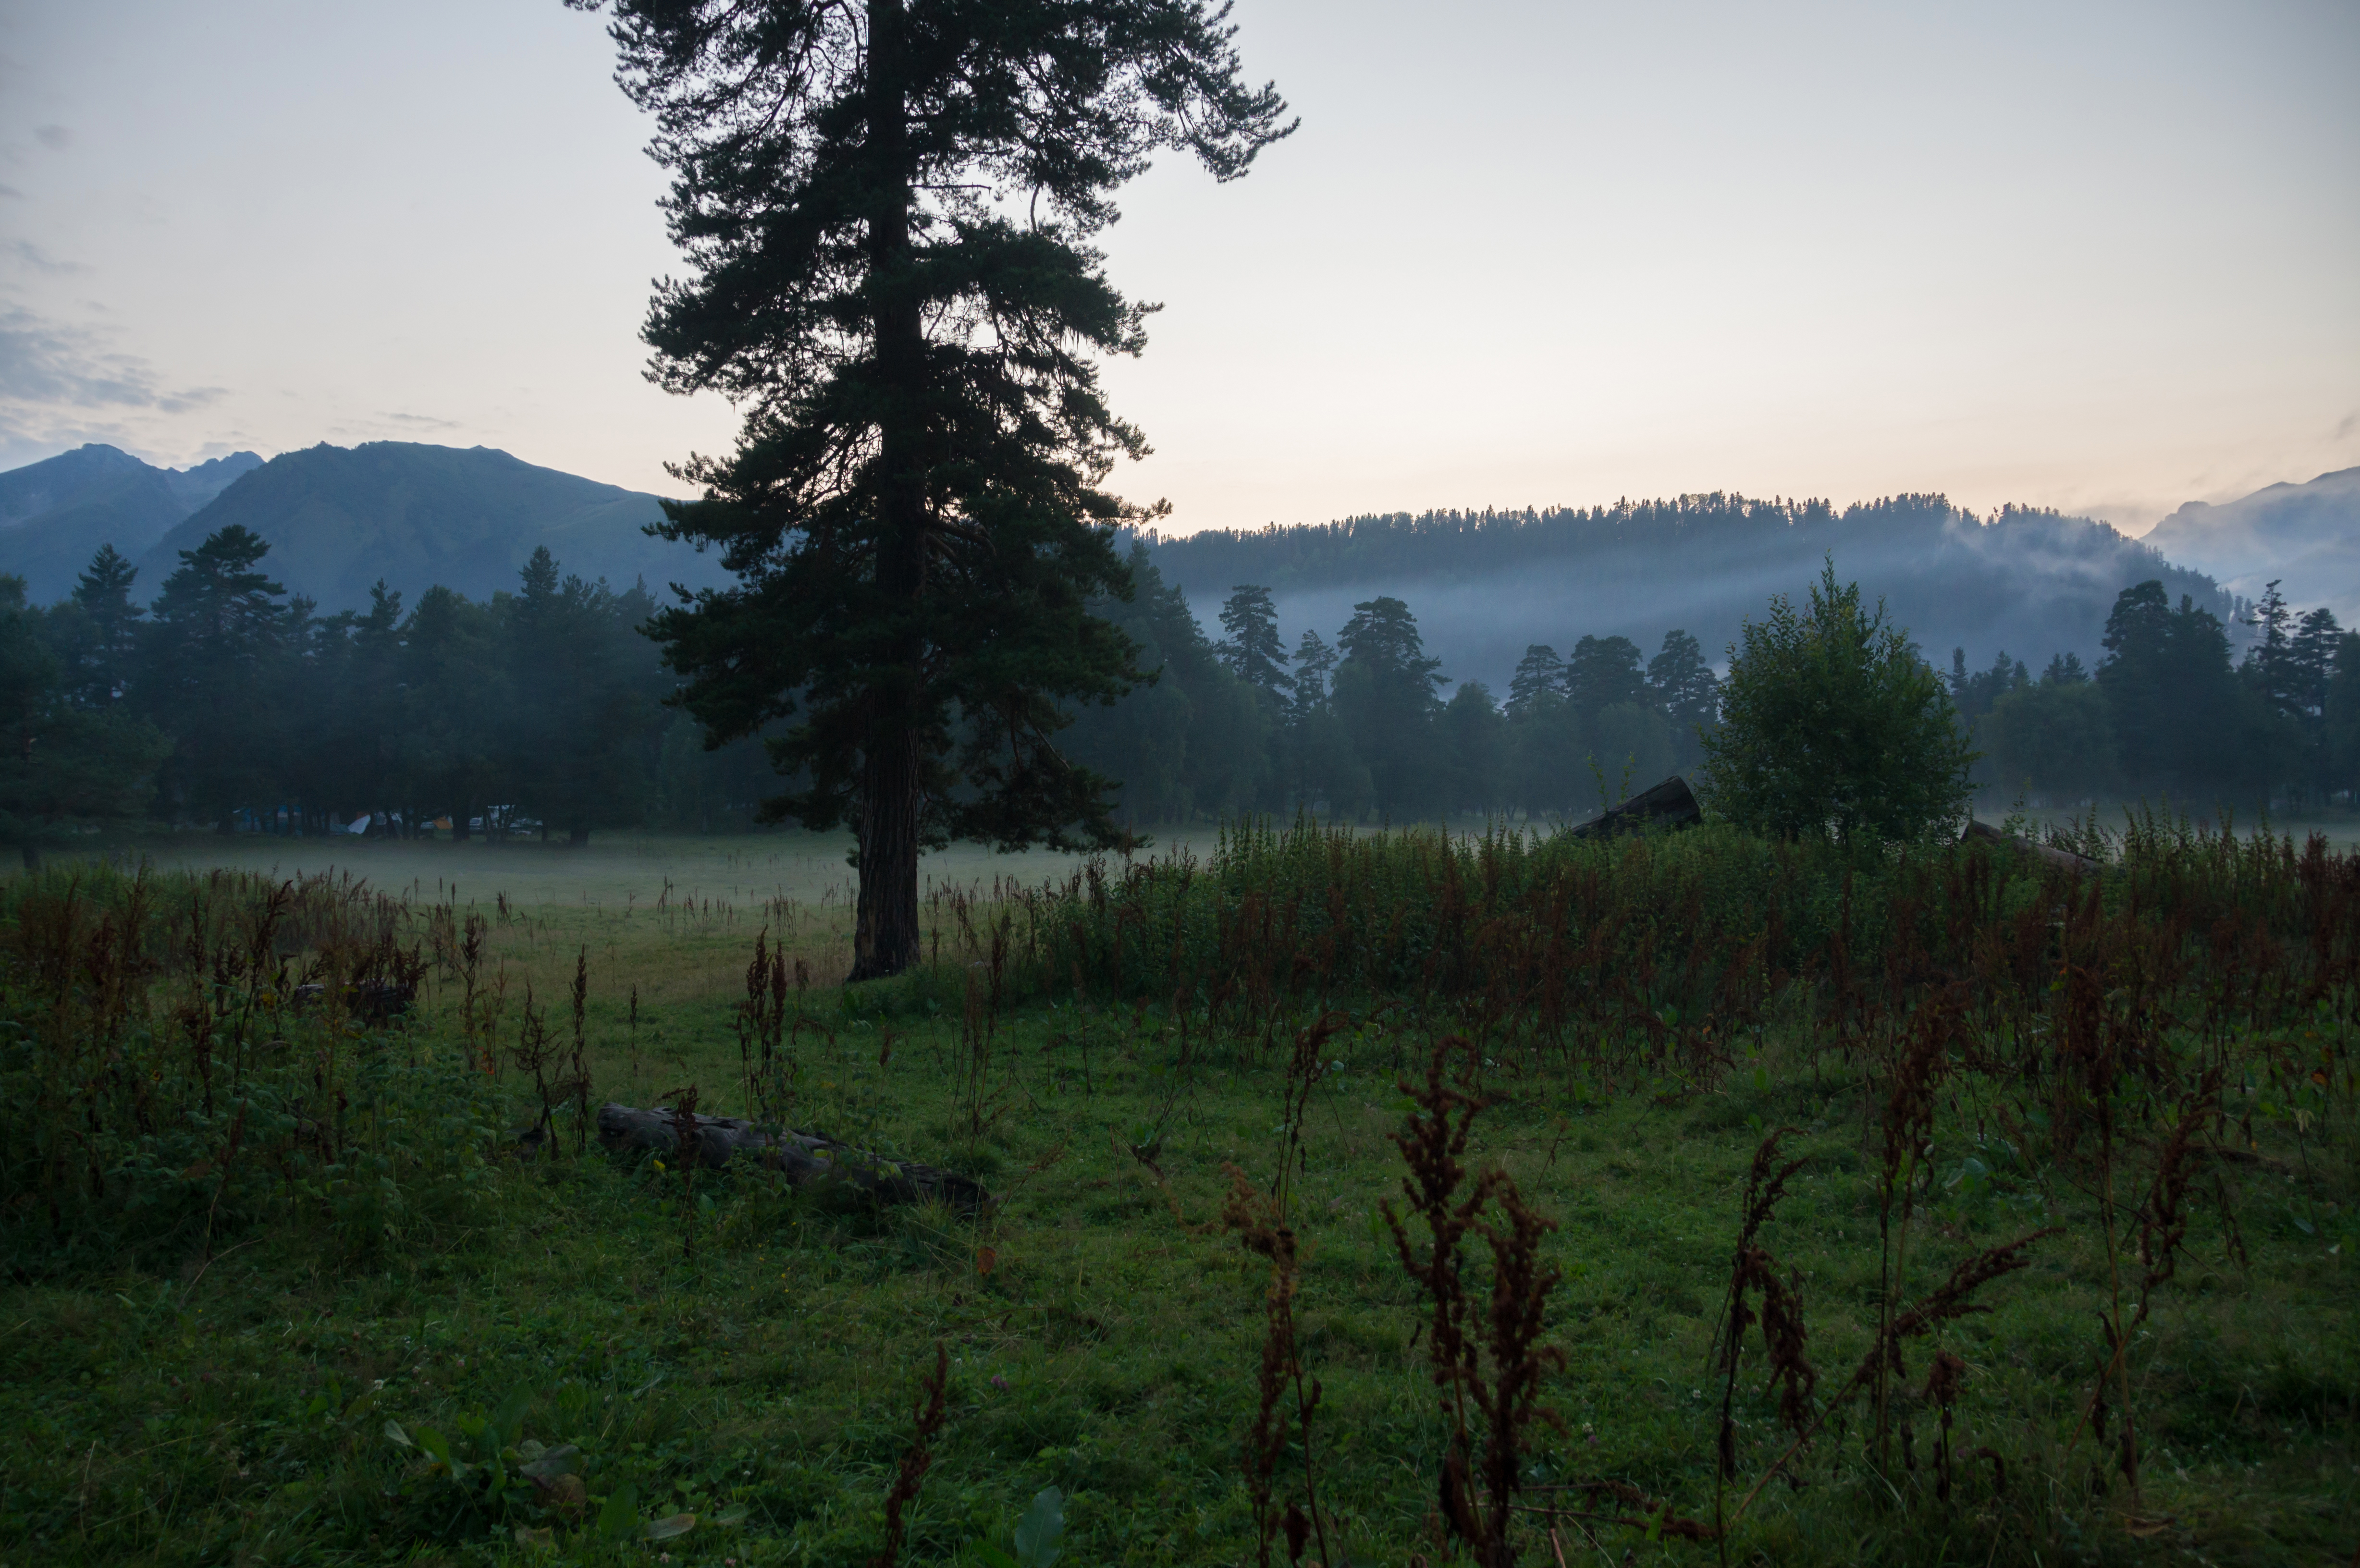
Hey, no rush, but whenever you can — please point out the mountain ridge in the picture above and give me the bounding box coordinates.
[2141,466,2360,625]
[0,443,263,600]
[115,441,733,612]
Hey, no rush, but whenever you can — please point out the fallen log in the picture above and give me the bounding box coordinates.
[593,1102,992,1212]
[1961,818,2102,878]
[1568,774,1703,840]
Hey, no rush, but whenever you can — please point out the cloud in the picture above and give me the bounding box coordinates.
[378,410,462,430]
[0,305,223,416]
[0,407,144,470]
[5,240,87,276]
[32,125,69,152]
[2336,409,2357,442]
[0,184,21,200]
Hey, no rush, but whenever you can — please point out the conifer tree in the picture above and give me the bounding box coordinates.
[1290,629,1335,719]
[2098,579,2264,800]
[1561,633,1647,719]
[1333,596,1445,818]
[578,0,1293,977]
[1215,584,1289,708]
[1506,644,1563,720]
[1646,628,1719,739]
[64,544,144,707]
[139,526,297,832]
[2242,580,2299,719]
[2288,607,2342,722]
[2040,651,2089,685]
[0,577,167,868]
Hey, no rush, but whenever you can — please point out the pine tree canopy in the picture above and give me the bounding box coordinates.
[1506,644,1562,719]
[1646,629,1719,734]
[1291,628,1334,715]
[573,0,1293,977]
[1216,583,1288,703]
[1562,633,1647,718]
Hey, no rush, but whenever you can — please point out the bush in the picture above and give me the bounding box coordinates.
[1701,562,1973,845]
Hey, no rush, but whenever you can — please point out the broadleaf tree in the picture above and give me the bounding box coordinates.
[1701,561,1974,846]
[576,0,1293,977]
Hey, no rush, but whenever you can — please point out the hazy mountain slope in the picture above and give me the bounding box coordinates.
[163,451,269,511]
[0,444,262,601]
[2142,467,2360,625]
[0,443,156,524]
[1148,493,2232,689]
[137,442,730,611]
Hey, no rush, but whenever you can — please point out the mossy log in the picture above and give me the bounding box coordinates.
[593,1102,991,1212]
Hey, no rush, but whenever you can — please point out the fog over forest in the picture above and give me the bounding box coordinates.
[1149,492,2236,692]
[5,441,2354,854]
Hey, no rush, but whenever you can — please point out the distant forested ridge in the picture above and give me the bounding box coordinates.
[1143,492,2230,689]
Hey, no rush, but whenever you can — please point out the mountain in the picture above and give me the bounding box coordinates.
[1146,493,2234,690]
[0,443,263,601]
[134,442,732,612]
[2141,467,2360,627]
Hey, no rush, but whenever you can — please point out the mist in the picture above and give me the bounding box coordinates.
[1153,494,2235,692]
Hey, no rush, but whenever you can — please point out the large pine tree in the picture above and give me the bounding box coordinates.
[139,526,298,833]
[578,0,1291,977]
[1215,584,1288,709]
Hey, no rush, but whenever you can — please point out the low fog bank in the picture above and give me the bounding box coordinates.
[1153,494,2236,691]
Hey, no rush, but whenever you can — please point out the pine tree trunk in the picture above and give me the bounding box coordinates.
[849,0,926,983]
[851,731,922,979]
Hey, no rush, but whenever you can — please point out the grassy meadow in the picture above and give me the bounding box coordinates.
[0,818,2354,1568]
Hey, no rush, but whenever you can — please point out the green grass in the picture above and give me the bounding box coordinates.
[96,827,1229,914]
[0,840,2354,1568]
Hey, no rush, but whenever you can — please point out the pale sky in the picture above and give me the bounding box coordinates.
[1,0,2353,535]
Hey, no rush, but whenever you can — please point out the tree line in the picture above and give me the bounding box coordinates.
[1960,579,2360,809]
[0,528,777,863]
[7,525,2357,870]
[1064,551,2360,829]
[1060,547,1721,826]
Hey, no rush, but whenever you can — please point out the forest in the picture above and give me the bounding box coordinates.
[0,528,775,858]
[1072,548,2359,826]
[3,527,2357,865]
[1140,494,2235,693]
